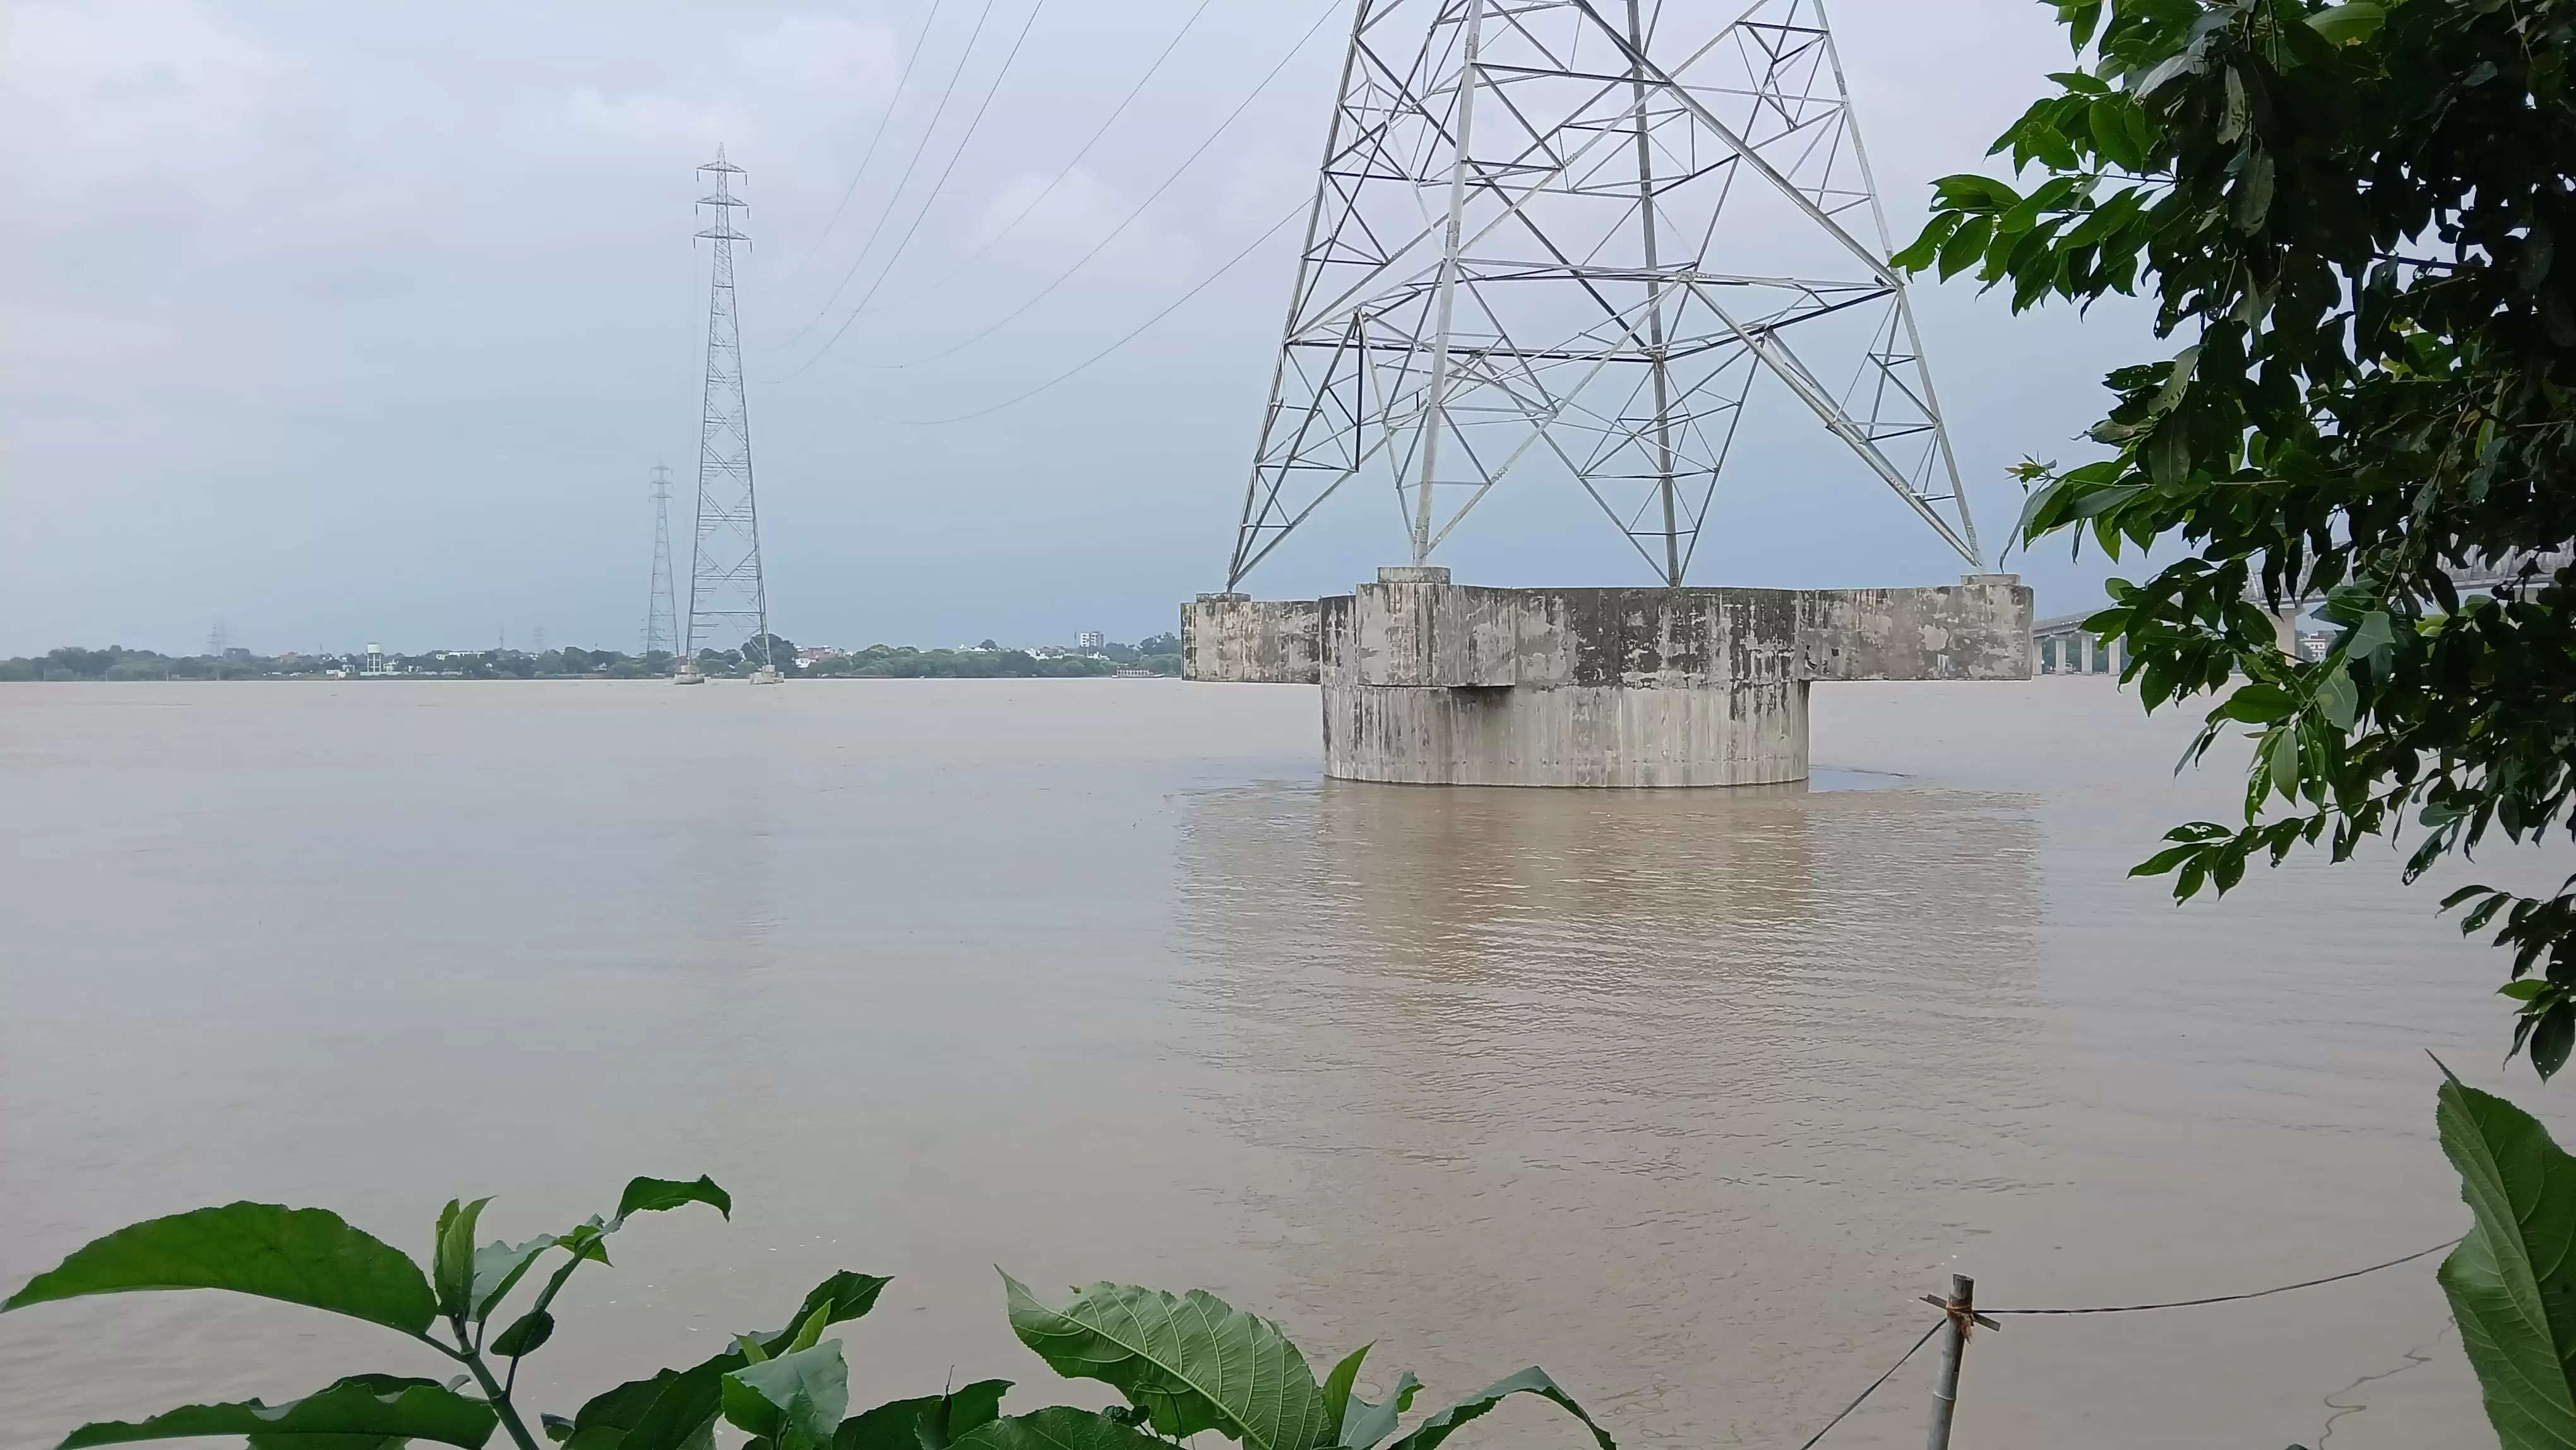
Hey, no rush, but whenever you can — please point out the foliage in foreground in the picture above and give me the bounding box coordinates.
[1899,0,2576,1070]
[2436,1075,2576,1449]
[0,1175,1613,1450]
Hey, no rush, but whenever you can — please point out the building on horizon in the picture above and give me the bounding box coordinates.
[1077,631,1104,652]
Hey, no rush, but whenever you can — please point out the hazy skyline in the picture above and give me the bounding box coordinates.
[6,0,2164,656]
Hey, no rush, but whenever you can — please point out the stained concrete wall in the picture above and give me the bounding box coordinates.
[1188,572,2032,787]
[1181,595,1321,684]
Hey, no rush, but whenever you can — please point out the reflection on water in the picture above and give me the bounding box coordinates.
[1174,779,2052,1444]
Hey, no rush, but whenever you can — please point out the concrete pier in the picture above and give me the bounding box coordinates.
[1184,568,2032,787]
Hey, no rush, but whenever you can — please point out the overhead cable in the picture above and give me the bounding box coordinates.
[837,0,1341,373]
[871,201,1302,424]
[773,0,1010,352]
[769,0,955,319]
[849,0,1224,319]
[778,0,1054,378]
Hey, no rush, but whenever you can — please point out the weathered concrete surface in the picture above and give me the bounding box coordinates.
[1181,594,1321,684]
[1184,571,2032,787]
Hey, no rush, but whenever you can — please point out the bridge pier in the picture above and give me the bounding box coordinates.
[1186,570,2032,787]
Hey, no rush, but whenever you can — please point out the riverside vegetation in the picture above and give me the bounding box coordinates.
[0,1175,1615,1450]
[1907,1,2576,1444]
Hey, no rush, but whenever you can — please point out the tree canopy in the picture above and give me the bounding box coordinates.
[1901,0,2576,1070]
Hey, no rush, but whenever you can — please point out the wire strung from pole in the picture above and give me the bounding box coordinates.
[768,0,955,311]
[1789,1317,1944,1450]
[832,0,1342,374]
[1983,1239,2459,1316]
[777,0,1052,380]
[773,0,1010,352]
[867,201,1301,424]
[850,0,1224,320]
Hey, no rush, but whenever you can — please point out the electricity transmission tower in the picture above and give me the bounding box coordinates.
[1226,0,1981,589]
[643,463,679,659]
[680,146,777,682]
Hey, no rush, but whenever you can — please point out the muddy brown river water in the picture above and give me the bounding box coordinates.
[0,679,2541,1447]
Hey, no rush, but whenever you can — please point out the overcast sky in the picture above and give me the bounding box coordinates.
[3,0,2165,655]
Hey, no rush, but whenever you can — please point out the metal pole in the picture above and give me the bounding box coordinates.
[1924,1274,1973,1450]
[1410,0,1490,564]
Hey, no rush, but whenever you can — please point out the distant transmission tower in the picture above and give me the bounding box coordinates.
[678,145,778,683]
[643,463,679,659]
[1226,0,1981,588]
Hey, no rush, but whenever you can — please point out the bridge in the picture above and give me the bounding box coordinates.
[2030,551,2572,676]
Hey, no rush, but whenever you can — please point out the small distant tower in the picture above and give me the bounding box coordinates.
[363,642,390,677]
[1077,631,1105,652]
[206,619,231,657]
[643,463,679,661]
[676,145,778,685]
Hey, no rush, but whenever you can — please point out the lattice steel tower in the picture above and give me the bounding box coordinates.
[642,463,679,658]
[680,146,777,681]
[1227,0,1981,589]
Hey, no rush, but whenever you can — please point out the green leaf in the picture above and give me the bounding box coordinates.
[2349,610,2396,668]
[435,1197,491,1322]
[2315,668,2360,731]
[1381,1370,1614,1450]
[2437,1076,2576,1445]
[1321,1347,1368,1442]
[950,1411,1166,1450]
[924,1384,1011,1450]
[2266,728,2302,803]
[570,1271,891,1450]
[2307,3,2387,44]
[1002,1274,1334,1450]
[61,1376,498,1450]
[3,1203,436,1336]
[1890,213,1960,273]
[2501,980,2550,1002]
[474,1234,558,1321]
[724,1342,850,1449]
[614,1177,732,1226]
[1338,1374,1421,1450]
[493,1309,556,1358]
[1937,214,1994,281]
[836,1398,941,1450]
[833,1381,1011,1450]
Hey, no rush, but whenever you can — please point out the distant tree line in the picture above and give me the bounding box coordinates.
[3,633,1186,681]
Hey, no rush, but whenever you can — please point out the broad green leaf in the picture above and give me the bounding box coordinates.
[492,1309,556,1358]
[2308,3,2387,44]
[837,1398,940,1450]
[2436,1076,2576,1447]
[923,1382,1011,1450]
[435,1197,491,1321]
[1321,1347,1369,1441]
[724,1342,849,1449]
[2315,668,2360,731]
[569,1270,893,1450]
[2350,611,2396,668]
[950,1411,1164,1450]
[1338,1373,1421,1450]
[60,1376,497,1450]
[833,1381,1010,1450]
[474,1235,559,1321]
[1381,1370,1614,1450]
[3,1203,436,1336]
[1003,1275,1333,1450]
[614,1177,732,1225]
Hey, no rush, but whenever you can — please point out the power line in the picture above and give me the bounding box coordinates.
[1790,1318,1943,1450]
[847,0,1223,320]
[835,0,1342,374]
[775,0,1010,353]
[1983,1239,2457,1316]
[872,200,1301,424]
[781,0,1053,377]
[768,0,956,329]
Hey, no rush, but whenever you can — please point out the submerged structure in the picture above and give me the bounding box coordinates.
[1184,0,2029,782]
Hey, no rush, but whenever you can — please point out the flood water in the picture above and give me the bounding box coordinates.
[0,679,2538,1449]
